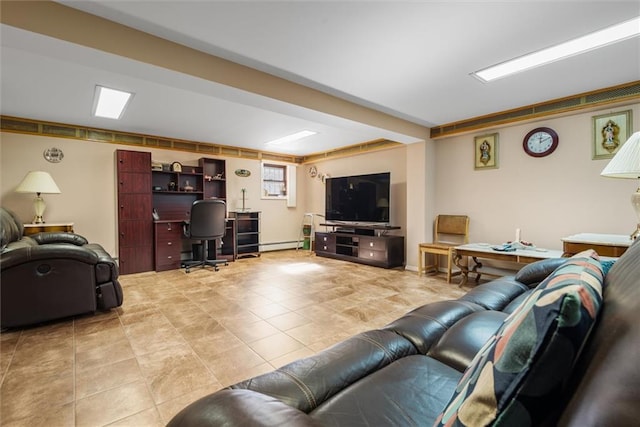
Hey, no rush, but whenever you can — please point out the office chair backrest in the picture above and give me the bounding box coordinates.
[189,199,226,240]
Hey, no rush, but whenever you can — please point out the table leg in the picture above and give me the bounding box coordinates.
[454,252,468,286]
[470,256,482,284]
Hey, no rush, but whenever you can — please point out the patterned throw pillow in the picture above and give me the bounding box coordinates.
[601,259,616,276]
[434,250,603,427]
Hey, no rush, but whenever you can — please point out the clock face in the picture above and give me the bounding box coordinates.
[523,127,558,157]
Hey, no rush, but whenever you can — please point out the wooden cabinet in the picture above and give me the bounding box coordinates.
[154,221,183,271]
[151,158,226,223]
[152,169,203,222]
[315,228,404,269]
[230,211,260,257]
[117,150,231,272]
[561,233,632,257]
[200,158,226,202]
[358,236,405,267]
[116,150,154,274]
[150,157,230,270]
[316,232,336,253]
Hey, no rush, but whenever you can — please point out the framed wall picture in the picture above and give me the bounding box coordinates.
[474,133,499,170]
[592,109,632,159]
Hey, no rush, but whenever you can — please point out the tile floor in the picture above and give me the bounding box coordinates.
[0,250,468,426]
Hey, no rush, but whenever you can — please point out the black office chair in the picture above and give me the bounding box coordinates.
[183,199,228,273]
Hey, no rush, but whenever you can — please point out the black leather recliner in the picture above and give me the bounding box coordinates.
[0,208,123,328]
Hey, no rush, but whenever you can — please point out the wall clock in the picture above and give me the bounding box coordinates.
[523,127,559,157]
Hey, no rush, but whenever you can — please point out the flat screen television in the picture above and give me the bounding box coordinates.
[325,172,390,223]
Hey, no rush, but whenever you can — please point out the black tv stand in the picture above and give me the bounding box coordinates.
[321,223,401,236]
[315,223,404,268]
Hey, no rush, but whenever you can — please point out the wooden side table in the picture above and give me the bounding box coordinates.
[561,233,632,257]
[454,244,563,286]
[23,222,74,236]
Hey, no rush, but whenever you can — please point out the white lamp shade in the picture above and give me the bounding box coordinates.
[15,171,61,194]
[601,131,640,179]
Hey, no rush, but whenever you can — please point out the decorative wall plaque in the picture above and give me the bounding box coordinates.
[43,147,64,163]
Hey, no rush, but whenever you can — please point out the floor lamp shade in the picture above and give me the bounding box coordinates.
[601,131,640,239]
[15,171,61,224]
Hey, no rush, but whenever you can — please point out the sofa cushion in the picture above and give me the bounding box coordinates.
[435,250,603,427]
[230,329,417,413]
[383,300,484,355]
[458,277,529,311]
[558,239,640,426]
[311,355,462,426]
[427,311,508,373]
[0,208,23,249]
[514,257,569,287]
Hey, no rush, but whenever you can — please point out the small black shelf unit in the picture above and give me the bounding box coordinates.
[230,211,260,258]
[315,223,404,269]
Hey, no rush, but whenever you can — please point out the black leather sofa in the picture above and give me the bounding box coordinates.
[0,208,123,328]
[169,237,640,426]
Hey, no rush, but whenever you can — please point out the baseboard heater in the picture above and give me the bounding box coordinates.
[259,240,302,251]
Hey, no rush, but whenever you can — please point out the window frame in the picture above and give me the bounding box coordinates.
[261,162,288,200]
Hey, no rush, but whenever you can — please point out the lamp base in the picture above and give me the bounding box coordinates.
[632,189,640,240]
[33,193,46,224]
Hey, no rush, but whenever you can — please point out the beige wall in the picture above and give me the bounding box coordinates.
[2,101,638,271]
[302,146,408,239]
[434,103,640,254]
[405,139,436,272]
[0,133,306,257]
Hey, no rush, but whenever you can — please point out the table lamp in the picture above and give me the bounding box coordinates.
[15,171,61,224]
[601,131,640,239]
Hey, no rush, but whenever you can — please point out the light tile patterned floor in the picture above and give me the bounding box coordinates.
[0,250,467,426]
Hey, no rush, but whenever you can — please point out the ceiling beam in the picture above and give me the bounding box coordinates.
[0,0,430,142]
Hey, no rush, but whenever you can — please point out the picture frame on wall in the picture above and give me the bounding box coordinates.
[474,133,499,170]
[592,109,632,160]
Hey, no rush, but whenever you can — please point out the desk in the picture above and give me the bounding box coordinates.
[23,222,74,236]
[153,218,236,272]
[454,243,563,286]
[561,233,632,257]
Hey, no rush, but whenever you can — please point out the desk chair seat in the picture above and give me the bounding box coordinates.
[418,215,469,283]
[183,199,228,273]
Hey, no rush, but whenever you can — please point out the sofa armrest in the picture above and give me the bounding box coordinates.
[84,243,119,281]
[514,257,568,287]
[0,245,98,270]
[168,389,322,427]
[31,232,88,246]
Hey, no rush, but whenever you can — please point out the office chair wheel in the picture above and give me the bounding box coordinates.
[186,267,191,273]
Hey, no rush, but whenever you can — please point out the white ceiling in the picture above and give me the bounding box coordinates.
[1,1,639,156]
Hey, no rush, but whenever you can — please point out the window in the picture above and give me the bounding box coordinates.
[262,163,287,198]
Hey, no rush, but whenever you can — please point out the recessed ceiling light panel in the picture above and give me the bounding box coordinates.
[92,85,134,119]
[473,16,640,82]
[265,130,317,145]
